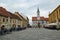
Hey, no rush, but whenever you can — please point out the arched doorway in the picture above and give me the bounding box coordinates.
[12,24,16,27]
[1,25,5,30]
[11,24,16,30]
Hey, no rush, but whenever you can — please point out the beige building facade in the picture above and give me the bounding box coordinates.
[0,7,29,32]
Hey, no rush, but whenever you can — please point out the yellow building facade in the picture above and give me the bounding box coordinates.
[49,5,60,28]
[0,15,10,30]
[14,12,29,28]
[49,5,60,23]
[8,12,21,28]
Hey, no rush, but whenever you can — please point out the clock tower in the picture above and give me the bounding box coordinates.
[37,8,40,28]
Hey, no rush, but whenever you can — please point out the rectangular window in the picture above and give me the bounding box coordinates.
[10,19,11,23]
[0,18,1,21]
[3,18,5,22]
[57,11,58,19]
[13,20,14,23]
[42,20,44,24]
[6,19,8,22]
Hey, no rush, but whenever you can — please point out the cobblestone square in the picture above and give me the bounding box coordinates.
[0,28,60,40]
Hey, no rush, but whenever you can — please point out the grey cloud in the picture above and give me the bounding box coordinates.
[0,0,60,25]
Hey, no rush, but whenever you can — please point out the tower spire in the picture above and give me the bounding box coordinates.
[37,8,40,28]
[37,8,40,14]
[37,8,40,20]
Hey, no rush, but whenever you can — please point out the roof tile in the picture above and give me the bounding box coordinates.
[32,16,48,21]
[0,7,11,17]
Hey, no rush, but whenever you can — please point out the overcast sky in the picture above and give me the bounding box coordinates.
[0,0,60,25]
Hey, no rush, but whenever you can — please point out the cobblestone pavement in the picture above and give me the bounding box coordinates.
[0,28,60,40]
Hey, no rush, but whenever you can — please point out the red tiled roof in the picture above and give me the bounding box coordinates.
[45,18,48,21]
[40,17,45,20]
[8,12,21,20]
[32,16,48,21]
[0,7,11,17]
[14,12,27,21]
[32,17,37,21]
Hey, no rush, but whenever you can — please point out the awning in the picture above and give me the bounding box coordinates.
[46,23,57,26]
